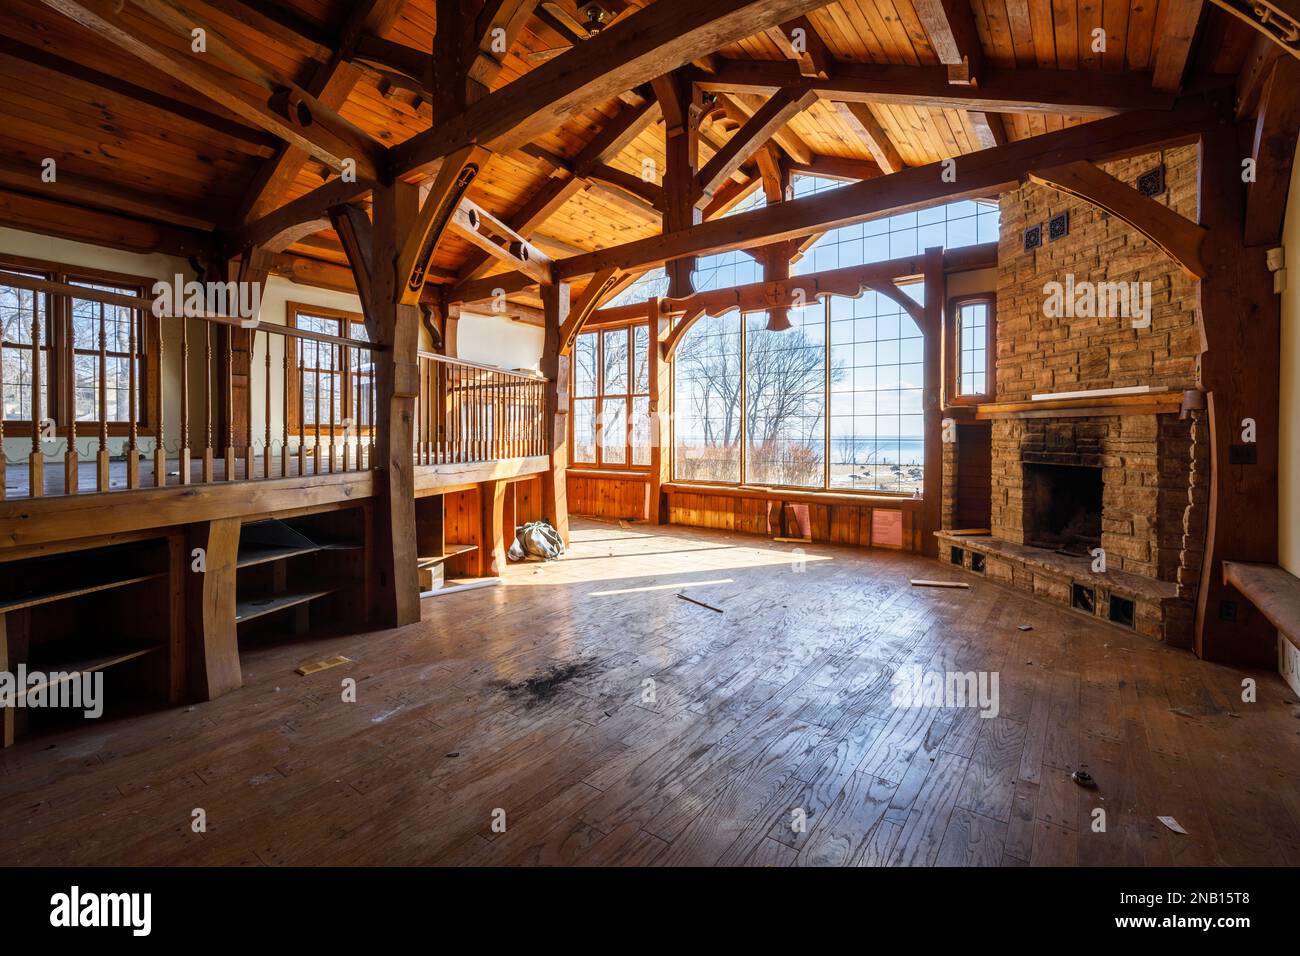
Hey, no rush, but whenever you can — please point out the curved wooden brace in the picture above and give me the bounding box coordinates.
[1026,160,1208,279]
[558,267,625,356]
[864,279,925,326]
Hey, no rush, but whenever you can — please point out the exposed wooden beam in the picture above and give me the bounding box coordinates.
[966,111,1009,149]
[327,203,375,334]
[0,187,213,258]
[788,156,884,181]
[0,35,278,158]
[693,59,1179,115]
[44,0,384,181]
[449,198,554,285]
[397,145,490,305]
[764,15,831,79]
[468,1,540,90]
[237,0,406,222]
[547,89,1224,280]
[697,88,817,204]
[833,101,905,173]
[353,33,432,94]
[559,268,626,354]
[455,100,661,282]
[1211,0,1300,63]
[1027,160,1208,278]
[388,0,834,178]
[226,175,376,252]
[1152,0,1207,92]
[0,157,214,229]
[913,0,985,85]
[588,164,665,209]
[719,92,813,165]
[1244,56,1300,246]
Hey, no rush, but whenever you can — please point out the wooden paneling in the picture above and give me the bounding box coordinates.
[567,471,652,521]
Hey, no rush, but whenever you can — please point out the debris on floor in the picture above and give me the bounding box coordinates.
[295,655,353,676]
[499,658,598,707]
[677,592,724,613]
[1157,815,1188,834]
[910,579,970,589]
[1071,770,1096,788]
[1018,624,1034,631]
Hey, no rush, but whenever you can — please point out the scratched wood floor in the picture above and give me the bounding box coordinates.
[2,518,1299,866]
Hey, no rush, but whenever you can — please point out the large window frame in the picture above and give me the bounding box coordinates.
[569,317,651,471]
[946,294,996,405]
[286,303,372,435]
[0,254,157,437]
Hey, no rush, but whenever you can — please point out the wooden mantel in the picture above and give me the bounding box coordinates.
[971,391,1186,420]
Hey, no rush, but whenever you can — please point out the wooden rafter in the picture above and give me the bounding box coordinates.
[717,92,813,165]
[1244,56,1300,246]
[832,101,904,173]
[1026,161,1208,279]
[913,0,985,86]
[1211,0,1300,62]
[397,145,491,305]
[696,88,817,204]
[1152,0,1207,92]
[226,176,376,253]
[237,0,406,223]
[764,15,831,79]
[389,0,833,178]
[40,0,383,182]
[470,89,1225,285]
[693,59,1179,115]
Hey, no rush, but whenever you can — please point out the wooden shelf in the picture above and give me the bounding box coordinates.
[1223,561,1300,651]
[418,542,478,568]
[15,645,161,705]
[973,391,1184,420]
[0,572,165,615]
[235,589,336,624]
[236,544,322,568]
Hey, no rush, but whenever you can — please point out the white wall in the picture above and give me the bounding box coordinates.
[454,309,544,371]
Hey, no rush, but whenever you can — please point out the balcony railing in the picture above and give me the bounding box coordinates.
[414,352,546,465]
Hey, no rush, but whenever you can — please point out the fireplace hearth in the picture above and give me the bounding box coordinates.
[1022,462,1102,554]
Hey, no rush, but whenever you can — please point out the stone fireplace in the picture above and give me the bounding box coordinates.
[935,144,1211,646]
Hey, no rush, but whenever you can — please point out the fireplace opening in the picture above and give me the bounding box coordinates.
[1023,463,1102,554]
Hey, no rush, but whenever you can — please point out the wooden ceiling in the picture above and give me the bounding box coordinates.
[0,0,1263,297]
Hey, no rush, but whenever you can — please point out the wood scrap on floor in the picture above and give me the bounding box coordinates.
[295,655,353,676]
[910,579,971,589]
[1157,816,1188,835]
[677,592,724,613]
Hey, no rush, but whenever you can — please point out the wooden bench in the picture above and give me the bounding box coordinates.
[1222,561,1300,650]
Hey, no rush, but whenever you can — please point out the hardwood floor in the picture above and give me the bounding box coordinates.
[2,518,1298,866]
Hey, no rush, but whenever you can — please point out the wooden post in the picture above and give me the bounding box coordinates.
[1193,125,1281,666]
[541,281,571,546]
[202,323,214,483]
[478,477,508,577]
[126,307,140,489]
[97,310,109,491]
[648,297,672,523]
[28,297,43,497]
[185,516,242,699]
[153,311,165,487]
[920,246,944,559]
[179,316,191,484]
[369,179,422,627]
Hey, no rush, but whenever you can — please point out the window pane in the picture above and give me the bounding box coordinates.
[828,287,925,494]
[744,309,825,488]
[632,325,649,394]
[673,313,741,483]
[0,278,48,422]
[631,395,651,466]
[572,398,596,464]
[574,331,598,397]
[957,301,988,397]
[602,328,628,395]
[599,397,626,464]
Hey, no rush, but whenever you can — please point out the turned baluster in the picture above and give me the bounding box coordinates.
[28,295,43,497]
[263,329,273,479]
[179,317,190,484]
[125,308,140,489]
[223,327,234,481]
[152,311,165,487]
[202,323,214,482]
[96,310,109,491]
[312,343,321,474]
[281,333,290,479]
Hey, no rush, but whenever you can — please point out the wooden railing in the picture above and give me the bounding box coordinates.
[0,272,378,499]
[414,352,546,465]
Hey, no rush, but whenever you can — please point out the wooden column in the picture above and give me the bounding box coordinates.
[185,516,241,700]
[478,477,508,577]
[659,73,702,299]
[541,281,571,546]
[647,297,672,524]
[1193,125,1281,666]
[369,179,423,627]
[920,246,944,558]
